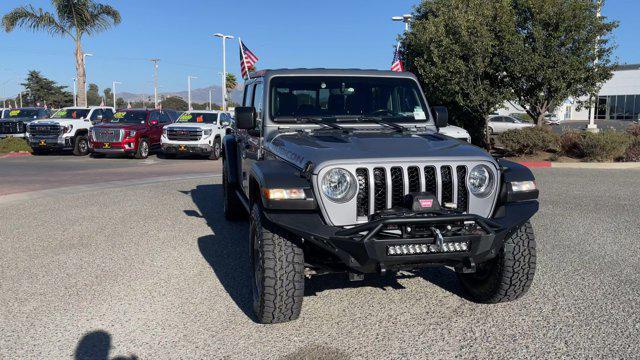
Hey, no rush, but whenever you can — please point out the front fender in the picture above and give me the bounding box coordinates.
[250,160,317,210]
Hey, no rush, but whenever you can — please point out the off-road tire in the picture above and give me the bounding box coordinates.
[209,138,221,160]
[250,203,304,324]
[135,139,149,159]
[72,135,89,156]
[458,221,536,303]
[223,163,245,221]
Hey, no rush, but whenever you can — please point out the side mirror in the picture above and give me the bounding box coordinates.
[236,107,256,130]
[150,120,159,126]
[432,106,449,128]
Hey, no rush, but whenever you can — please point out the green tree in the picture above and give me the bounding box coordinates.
[506,0,617,126]
[103,87,113,106]
[226,73,238,94]
[115,97,126,109]
[86,83,101,106]
[402,0,515,145]
[160,96,188,111]
[2,0,121,107]
[21,70,73,108]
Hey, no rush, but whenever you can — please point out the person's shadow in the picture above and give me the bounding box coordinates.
[187,184,468,322]
[74,330,137,360]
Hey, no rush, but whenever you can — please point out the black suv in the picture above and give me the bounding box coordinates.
[0,107,51,138]
[222,69,539,324]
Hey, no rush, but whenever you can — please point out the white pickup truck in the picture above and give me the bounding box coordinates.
[27,106,115,155]
[161,110,233,160]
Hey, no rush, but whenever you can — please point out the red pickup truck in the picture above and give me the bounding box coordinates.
[89,109,176,158]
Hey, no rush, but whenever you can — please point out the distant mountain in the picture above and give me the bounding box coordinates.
[117,85,243,104]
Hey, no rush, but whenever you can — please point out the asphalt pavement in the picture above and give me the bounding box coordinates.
[1,168,639,359]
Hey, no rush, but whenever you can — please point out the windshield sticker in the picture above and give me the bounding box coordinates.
[55,110,67,117]
[196,115,204,123]
[178,114,193,121]
[9,110,20,116]
[114,112,126,119]
[413,107,426,120]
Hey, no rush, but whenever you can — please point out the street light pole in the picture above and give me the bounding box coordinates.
[213,33,234,111]
[187,75,198,110]
[82,53,93,106]
[587,0,602,133]
[112,81,122,108]
[150,58,160,108]
[392,14,413,32]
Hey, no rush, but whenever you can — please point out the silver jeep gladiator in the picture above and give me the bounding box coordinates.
[222,69,539,324]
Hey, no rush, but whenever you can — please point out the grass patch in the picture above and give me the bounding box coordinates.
[0,137,32,154]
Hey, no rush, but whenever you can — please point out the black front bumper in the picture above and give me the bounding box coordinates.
[264,201,538,274]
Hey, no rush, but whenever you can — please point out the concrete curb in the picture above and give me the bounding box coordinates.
[516,161,640,169]
[0,173,220,206]
[0,152,32,159]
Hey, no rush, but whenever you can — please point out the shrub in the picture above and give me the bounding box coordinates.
[624,139,640,162]
[497,126,559,156]
[0,137,31,154]
[626,123,640,137]
[560,131,632,162]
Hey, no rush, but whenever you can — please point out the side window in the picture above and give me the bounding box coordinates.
[253,83,264,120]
[160,111,171,124]
[243,83,254,106]
[90,109,102,121]
[103,109,114,120]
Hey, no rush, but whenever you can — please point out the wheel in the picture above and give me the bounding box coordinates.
[209,138,221,160]
[458,221,536,303]
[72,135,89,156]
[135,138,149,159]
[250,203,304,324]
[223,163,246,221]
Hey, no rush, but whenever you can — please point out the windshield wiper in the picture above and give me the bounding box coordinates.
[356,116,412,133]
[295,117,351,133]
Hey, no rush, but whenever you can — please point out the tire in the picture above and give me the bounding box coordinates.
[223,163,246,221]
[458,221,536,303]
[250,203,304,324]
[72,135,89,156]
[209,138,221,160]
[135,138,149,159]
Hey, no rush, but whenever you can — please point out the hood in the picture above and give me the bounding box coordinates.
[0,117,35,123]
[30,118,87,126]
[165,122,215,129]
[267,130,493,170]
[93,122,147,130]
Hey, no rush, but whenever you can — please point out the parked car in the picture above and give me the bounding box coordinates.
[487,115,534,134]
[0,107,51,138]
[27,106,115,155]
[223,69,540,323]
[161,110,233,159]
[439,124,471,143]
[0,108,10,118]
[544,113,561,125]
[89,108,174,159]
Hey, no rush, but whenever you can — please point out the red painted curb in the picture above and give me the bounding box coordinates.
[516,161,552,168]
[0,152,32,159]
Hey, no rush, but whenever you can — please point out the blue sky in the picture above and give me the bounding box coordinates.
[1,0,639,100]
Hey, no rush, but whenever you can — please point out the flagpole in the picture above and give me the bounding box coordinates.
[239,38,251,80]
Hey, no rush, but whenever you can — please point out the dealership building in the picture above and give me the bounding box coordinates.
[498,64,640,121]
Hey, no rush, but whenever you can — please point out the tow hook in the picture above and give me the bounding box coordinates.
[431,227,444,251]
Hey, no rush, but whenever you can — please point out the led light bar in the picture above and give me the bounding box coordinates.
[387,241,469,256]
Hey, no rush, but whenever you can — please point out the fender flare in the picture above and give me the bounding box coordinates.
[496,159,539,205]
[223,134,240,185]
[249,160,316,210]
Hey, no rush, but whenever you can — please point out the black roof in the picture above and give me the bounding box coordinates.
[248,68,417,80]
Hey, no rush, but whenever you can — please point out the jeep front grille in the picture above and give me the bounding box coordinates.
[167,128,202,141]
[1,122,26,134]
[93,129,123,142]
[356,165,468,217]
[28,124,60,136]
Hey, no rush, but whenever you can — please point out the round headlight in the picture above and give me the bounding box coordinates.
[321,168,357,203]
[468,165,495,198]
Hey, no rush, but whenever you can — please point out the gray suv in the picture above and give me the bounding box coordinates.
[222,69,539,324]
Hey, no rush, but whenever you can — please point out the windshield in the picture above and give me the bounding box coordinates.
[176,112,218,124]
[269,76,429,122]
[52,108,90,119]
[7,109,39,119]
[108,111,147,124]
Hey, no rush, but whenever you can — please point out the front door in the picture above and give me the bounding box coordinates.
[240,82,264,194]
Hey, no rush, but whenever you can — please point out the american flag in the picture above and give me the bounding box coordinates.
[239,39,259,79]
[390,43,404,72]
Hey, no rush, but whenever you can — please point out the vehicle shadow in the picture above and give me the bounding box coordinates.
[74,330,138,360]
[187,184,469,321]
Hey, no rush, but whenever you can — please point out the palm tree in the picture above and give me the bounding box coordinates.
[2,0,120,107]
[226,73,238,93]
